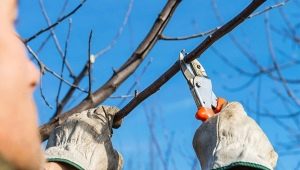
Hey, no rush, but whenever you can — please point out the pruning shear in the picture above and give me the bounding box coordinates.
[179,49,227,121]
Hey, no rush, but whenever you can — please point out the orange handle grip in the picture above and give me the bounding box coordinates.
[195,107,215,121]
[195,97,227,121]
[214,97,227,113]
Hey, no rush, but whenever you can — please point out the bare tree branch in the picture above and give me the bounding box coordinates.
[113,0,266,124]
[39,0,182,141]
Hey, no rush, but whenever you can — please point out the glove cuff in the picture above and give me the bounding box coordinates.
[45,146,87,170]
[47,158,84,170]
[213,161,271,170]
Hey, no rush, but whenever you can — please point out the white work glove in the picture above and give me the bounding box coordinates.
[45,106,123,170]
[193,102,278,170]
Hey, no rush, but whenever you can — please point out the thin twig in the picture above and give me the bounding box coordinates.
[56,19,72,113]
[245,105,300,123]
[39,0,75,77]
[118,58,153,106]
[211,46,300,93]
[37,33,51,54]
[265,13,300,106]
[223,76,257,92]
[248,0,289,18]
[36,0,70,54]
[273,89,300,119]
[159,0,288,41]
[273,89,299,109]
[110,94,134,99]
[88,30,93,99]
[101,106,113,137]
[256,76,262,124]
[277,4,300,44]
[211,47,255,76]
[39,73,54,109]
[278,1,294,32]
[58,0,70,17]
[94,0,134,58]
[24,0,87,43]
[212,45,300,83]
[26,45,87,93]
[159,27,220,41]
[144,104,167,170]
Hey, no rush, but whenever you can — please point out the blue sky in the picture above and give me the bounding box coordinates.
[18,0,300,169]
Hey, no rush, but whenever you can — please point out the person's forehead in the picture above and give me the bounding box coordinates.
[0,0,17,9]
[3,0,16,4]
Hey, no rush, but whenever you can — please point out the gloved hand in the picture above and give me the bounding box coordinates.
[45,106,123,170]
[193,102,278,170]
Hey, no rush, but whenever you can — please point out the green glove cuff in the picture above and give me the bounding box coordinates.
[213,161,270,170]
[47,158,84,170]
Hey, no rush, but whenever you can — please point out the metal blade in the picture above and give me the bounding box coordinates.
[179,51,195,84]
[190,59,208,77]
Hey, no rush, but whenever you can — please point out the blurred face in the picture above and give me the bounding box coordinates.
[0,0,43,169]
